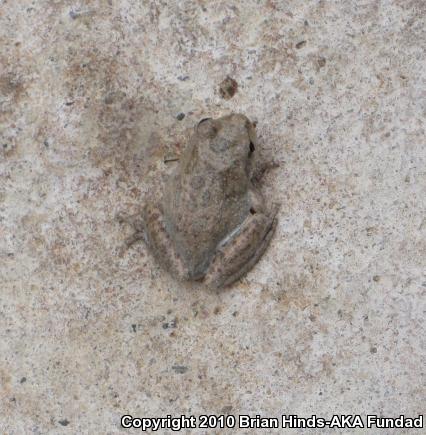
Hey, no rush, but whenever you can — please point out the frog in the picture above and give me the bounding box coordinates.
[121,113,278,288]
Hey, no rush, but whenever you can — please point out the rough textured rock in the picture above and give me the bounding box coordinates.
[1,1,425,433]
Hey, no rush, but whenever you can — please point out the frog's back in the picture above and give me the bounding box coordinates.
[162,164,248,279]
[158,113,255,280]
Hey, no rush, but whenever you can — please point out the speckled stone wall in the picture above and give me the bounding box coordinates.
[1,0,425,434]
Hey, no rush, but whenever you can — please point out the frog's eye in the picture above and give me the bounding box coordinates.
[198,117,212,126]
[248,141,255,156]
[197,117,218,139]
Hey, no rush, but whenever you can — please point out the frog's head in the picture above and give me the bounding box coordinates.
[196,114,257,164]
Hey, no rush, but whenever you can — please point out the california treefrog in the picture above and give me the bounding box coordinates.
[123,113,278,288]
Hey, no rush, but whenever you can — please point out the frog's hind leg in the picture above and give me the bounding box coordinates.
[204,206,278,289]
[117,205,189,281]
[142,203,190,281]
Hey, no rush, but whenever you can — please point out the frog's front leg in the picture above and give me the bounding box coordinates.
[116,212,146,247]
[204,199,278,289]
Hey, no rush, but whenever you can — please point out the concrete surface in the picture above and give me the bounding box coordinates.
[1,0,425,434]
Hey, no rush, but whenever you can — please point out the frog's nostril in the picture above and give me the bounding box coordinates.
[249,207,256,214]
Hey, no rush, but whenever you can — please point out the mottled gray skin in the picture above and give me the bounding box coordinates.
[138,113,277,288]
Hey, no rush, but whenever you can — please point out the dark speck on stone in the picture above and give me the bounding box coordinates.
[44,140,49,147]
[163,318,177,329]
[3,144,7,149]
[219,76,238,100]
[131,324,137,332]
[370,346,377,354]
[296,40,307,49]
[176,112,185,121]
[177,75,189,81]
[172,365,188,374]
[59,419,70,426]
[20,377,26,383]
[318,57,326,68]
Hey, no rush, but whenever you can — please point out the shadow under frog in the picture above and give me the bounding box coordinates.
[120,113,278,289]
